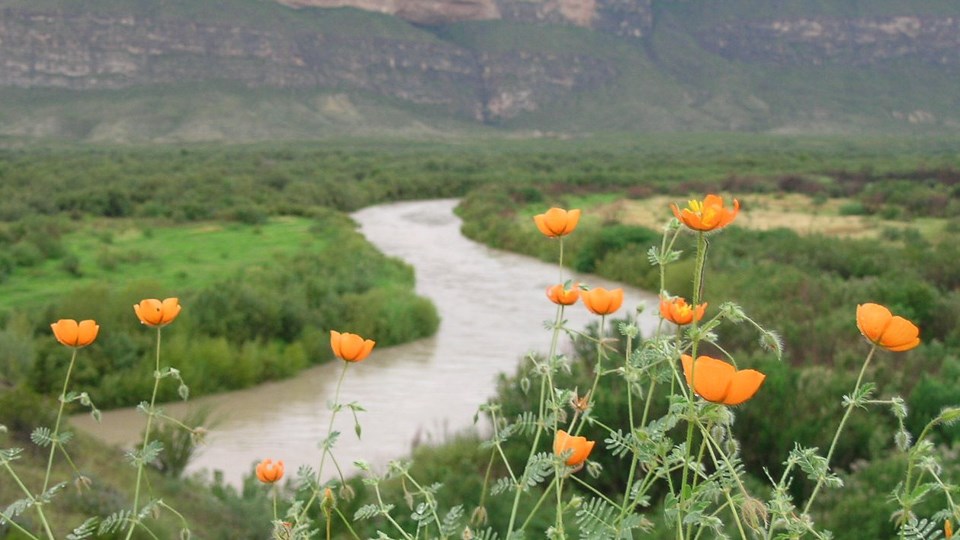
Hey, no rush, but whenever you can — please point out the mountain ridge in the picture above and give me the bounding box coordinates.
[1,0,958,141]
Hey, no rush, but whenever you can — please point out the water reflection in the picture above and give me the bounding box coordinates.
[73,199,659,486]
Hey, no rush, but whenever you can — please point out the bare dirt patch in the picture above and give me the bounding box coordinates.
[598,194,939,239]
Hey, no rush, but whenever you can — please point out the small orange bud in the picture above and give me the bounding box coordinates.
[255,458,284,484]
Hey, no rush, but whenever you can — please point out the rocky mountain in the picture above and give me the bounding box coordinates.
[0,0,957,141]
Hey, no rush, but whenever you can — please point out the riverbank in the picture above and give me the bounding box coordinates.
[73,199,660,487]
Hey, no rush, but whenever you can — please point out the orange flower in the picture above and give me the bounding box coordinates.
[546,283,580,306]
[659,296,707,326]
[553,429,595,467]
[581,287,623,316]
[681,355,765,406]
[50,319,100,348]
[671,194,739,232]
[255,458,284,484]
[534,207,581,238]
[946,519,953,539]
[856,303,920,352]
[330,330,376,362]
[133,298,181,327]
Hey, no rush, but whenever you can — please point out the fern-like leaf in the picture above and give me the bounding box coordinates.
[490,477,514,496]
[441,505,464,536]
[523,453,554,488]
[899,516,942,540]
[98,510,134,535]
[2,497,32,522]
[354,504,380,520]
[466,527,500,540]
[574,497,617,539]
[65,517,98,539]
[31,426,53,447]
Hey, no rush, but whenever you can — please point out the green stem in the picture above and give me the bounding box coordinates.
[506,299,566,536]
[3,461,54,540]
[518,478,556,530]
[403,472,445,537]
[803,345,877,515]
[555,472,566,536]
[678,233,708,538]
[299,361,351,521]
[375,484,414,540]
[125,327,163,540]
[582,314,607,434]
[0,507,41,539]
[42,348,78,493]
[335,506,362,540]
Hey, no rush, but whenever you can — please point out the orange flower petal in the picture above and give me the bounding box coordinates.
[160,297,181,325]
[547,284,579,306]
[76,320,100,347]
[553,429,595,466]
[673,195,738,232]
[256,458,284,484]
[339,333,364,360]
[135,299,164,326]
[682,355,735,403]
[723,369,766,406]
[856,303,891,344]
[330,330,375,362]
[533,208,580,238]
[703,194,724,208]
[51,319,79,347]
[881,316,920,351]
[582,287,623,315]
[329,330,343,357]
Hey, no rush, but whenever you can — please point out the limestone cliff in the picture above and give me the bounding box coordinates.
[278,0,654,37]
[0,1,958,137]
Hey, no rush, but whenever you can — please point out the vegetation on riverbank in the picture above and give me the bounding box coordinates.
[2,134,960,538]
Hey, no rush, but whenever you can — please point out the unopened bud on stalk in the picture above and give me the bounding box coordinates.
[74,475,93,492]
[571,390,591,413]
[470,505,488,526]
[339,483,355,502]
[741,497,768,530]
[321,487,336,515]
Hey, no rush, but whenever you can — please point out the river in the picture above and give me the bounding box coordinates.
[73,199,660,487]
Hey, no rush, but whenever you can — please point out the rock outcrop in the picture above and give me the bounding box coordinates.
[699,16,960,66]
[0,1,957,135]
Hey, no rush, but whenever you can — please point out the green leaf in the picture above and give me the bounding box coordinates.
[65,517,98,540]
[30,427,53,447]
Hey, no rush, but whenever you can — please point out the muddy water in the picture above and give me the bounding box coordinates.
[73,199,660,486]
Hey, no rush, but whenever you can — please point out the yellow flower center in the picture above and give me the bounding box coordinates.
[686,199,704,214]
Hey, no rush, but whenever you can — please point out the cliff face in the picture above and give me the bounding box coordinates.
[278,0,653,37]
[0,6,626,122]
[0,1,958,138]
[699,16,960,66]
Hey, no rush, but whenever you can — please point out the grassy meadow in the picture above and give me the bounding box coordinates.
[2,134,960,538]
[0,217,323,310]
